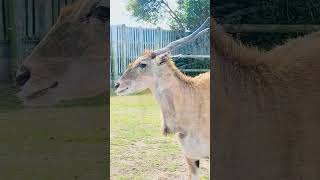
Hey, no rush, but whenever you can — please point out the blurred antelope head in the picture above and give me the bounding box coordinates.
[15,0,109,107]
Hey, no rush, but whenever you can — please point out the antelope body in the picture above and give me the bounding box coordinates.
[212,17,320,180]
[116,18,210,179]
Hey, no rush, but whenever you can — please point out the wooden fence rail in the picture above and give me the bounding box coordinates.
[223,24,320,33]
[110,25,210,81]
[0,0,76,41]
[0,0,76,81]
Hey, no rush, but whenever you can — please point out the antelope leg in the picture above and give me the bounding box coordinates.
[185,156,200,180]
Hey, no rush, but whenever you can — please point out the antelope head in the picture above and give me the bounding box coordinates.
[115,17,209,96]
[15,0,109,107]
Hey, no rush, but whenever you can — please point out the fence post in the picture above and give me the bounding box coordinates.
[139,26,143,55]
[110,26,114,83]
[0,0,4,40]
[111,25,119,82]
[156,27,161,49]
[121,24,127,75]
[35,0,52,39]
[8,0,25,81]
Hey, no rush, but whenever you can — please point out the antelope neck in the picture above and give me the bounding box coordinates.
[150,75,188,134]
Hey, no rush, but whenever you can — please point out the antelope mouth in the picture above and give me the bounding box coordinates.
[26,81,59,99]
[116,87,128,94]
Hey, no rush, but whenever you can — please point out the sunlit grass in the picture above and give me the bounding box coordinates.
[111,94,209,179]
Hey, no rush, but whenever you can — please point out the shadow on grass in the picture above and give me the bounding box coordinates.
[0,82,110,109]
[110,88,152,97]
[0,83,23,111]
[0,81,152,111]
[0,83,108,179]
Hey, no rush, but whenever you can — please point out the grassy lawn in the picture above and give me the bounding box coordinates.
[0,83,209,179]
[0,83,107,180]
[111,94,209,180]
[0,106,108,180]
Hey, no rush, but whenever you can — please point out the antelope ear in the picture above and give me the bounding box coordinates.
[157,53,170,66]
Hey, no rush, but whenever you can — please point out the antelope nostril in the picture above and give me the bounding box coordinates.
[16,67,31,86]
[115,82,120,89]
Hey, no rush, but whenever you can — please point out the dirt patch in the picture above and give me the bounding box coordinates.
[111,139,209,179]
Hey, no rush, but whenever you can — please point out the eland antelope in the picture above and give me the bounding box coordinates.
[115,18,210,180]
[212,17,320,179]
[15,0,109,107]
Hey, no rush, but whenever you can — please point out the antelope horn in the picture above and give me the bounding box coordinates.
[153,17,210,56]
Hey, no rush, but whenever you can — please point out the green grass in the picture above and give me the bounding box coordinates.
[0,83,23,110]
[56,92,108,107]
[0,83,209,179]
[0,83,108,180]
[0,106,108,180]
[110,88,151,97]
[111,94,209,179]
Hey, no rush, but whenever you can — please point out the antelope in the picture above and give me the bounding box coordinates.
[212,17,320,179]
[16,0,109,107]
[115,18,210,180]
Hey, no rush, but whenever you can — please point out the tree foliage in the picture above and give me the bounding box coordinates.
[213,0,320,50]
[127,0,210,31]
[127,0,166,25]
[214,0,320,24]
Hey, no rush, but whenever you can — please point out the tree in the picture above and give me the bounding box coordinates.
[213,0,320,50]
[213,0,320,24]
[127,0,210,31]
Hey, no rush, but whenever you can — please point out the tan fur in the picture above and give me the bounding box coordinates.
[58,3,78,21]
[117,50,210,179]
[16,0,108,107]
[185,157,200,180]
[212,23,263,66]
[212,18,320,71]
[212,17,320,179]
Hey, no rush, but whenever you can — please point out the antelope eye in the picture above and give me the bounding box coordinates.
[138,63,147,68]
[92,6,109,22]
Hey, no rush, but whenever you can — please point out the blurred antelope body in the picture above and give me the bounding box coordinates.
[116,18,210,180]
[212,17,320,180]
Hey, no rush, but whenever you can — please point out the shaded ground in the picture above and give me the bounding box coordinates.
[0,83,108,180]
[111,94,209,180]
